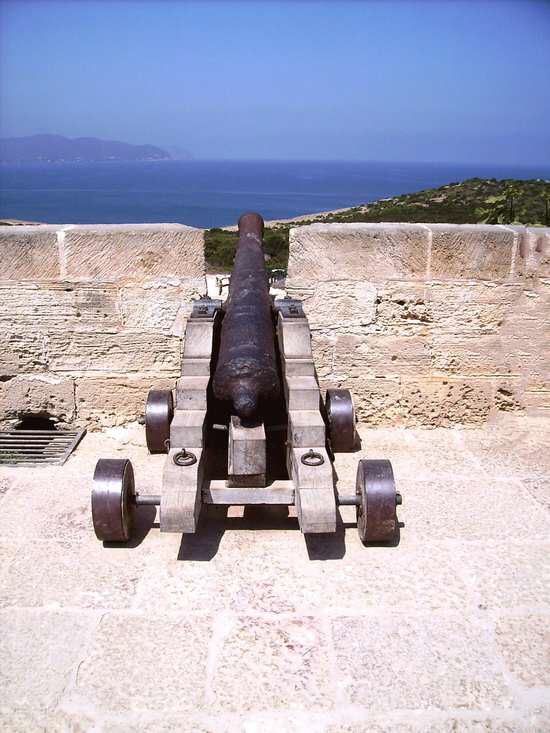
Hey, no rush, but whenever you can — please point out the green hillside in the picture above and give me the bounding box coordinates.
[204,177,550,272]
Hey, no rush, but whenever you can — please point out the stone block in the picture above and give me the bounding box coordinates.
[0,225,61,280]
[63,224,205,281]
[288,410,326,447]
[281,358,315,377]
[210,616,333,712]
[0,330,48,375]
[182,319,216,359]
[430,334,520,377]
[334,333,431,379]
[399,377,493,426]
[170,409,206,448]
[73,612,210,712]
[284,375,321,411]
[348,376,493,427]
[457,542,549,603]
[0,373,75,426]
[332,613,511,711]
[0,537,148,610]
[290,280,377,332]
[0,282,121,332]
[341,376,401,425]
[75,375,173,427]
[375,282,431,332]
[180,358,212,377]
[0,608,97,708]
[176,375,209,410]
[427,281,524,335]
[48,331,181,373]
[428,224,515,280]
[496,615,550,686]
[228,416,266,487]
[288,223,430,283]
[403,470,547,544]
[120,277,204,332]
[160,447,205,532]
[277,316,313,359]
[517,226,550,279]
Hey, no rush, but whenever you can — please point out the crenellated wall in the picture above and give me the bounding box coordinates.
[286,223,550,426]
[1,221,549,429]
[0,224,205,428]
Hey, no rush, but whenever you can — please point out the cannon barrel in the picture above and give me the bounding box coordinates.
[212,212,280,423]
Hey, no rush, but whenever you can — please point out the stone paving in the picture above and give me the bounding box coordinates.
[0,416,549,732]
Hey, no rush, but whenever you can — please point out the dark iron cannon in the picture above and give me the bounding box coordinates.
[91,211,402,549]
[212,212,280,423]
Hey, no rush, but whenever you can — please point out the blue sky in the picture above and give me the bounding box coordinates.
[1,0,549,163]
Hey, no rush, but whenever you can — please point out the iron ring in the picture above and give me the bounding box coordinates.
[173,448,197,467]
[301,449,325,467]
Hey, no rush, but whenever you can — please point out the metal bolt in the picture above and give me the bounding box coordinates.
[396,492,402,506]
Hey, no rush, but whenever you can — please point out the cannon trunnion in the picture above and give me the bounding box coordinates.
[91,213,402,550]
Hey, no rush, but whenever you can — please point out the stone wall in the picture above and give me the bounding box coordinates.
[0,224,205,428]
[2,221,548,430]
[286,223,550,426]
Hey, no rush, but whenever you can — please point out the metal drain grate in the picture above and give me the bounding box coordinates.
[0,428,86,466]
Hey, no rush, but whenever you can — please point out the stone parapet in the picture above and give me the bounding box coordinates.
[287,222,550,426]
[0,224,206,428]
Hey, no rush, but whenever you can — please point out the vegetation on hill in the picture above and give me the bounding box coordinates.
[204,177,550,272]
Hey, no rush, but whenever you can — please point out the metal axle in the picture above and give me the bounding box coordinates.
[131,491,401,508]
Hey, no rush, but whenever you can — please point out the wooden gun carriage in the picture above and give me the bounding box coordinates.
[91,213,402,548]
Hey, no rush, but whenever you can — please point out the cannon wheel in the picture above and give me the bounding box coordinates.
[356,459,397,544]
[92,458,135,542]
[145,389,174,454]
[326,388,355,452]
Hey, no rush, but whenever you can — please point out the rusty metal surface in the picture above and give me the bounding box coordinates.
[356,458,398,544]
[326,388,356,452]
[91,458,135,542]
[145,389,173,454]
[212,212,280,423]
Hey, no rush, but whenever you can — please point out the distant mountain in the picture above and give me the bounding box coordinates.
[0,134,173,163]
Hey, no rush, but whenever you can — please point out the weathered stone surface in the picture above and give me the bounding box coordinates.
[76,375,173,426]
[0,330,48,375]
[0,225,61,280]
[0,609,98,708]
[332,613,511,711]
[48,331,181,373]
[517,226,550,278]
[496,615,550,686]
[375,282,431,332]
[0,282,121,331]
[0,373,75,426]
[73,613,210,713]
[428,224,515,280]
[347,376,493,426]
[288,280,377,331]
[210,616,333,712]
[427,281,523,335]
[0,538,147,610]
[458,542,550,603]
[334,333,431,379]
[63,224,204,280]
[120,277,204,332]
[431,334,521,376]
[0,419,548,727]
[288,223,430,284]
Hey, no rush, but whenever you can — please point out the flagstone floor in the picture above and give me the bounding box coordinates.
[1,416,549,732]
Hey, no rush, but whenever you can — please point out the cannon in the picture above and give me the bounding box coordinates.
[91,213,401,548]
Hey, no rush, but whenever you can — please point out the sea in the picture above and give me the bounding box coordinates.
[0,159,548,228]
